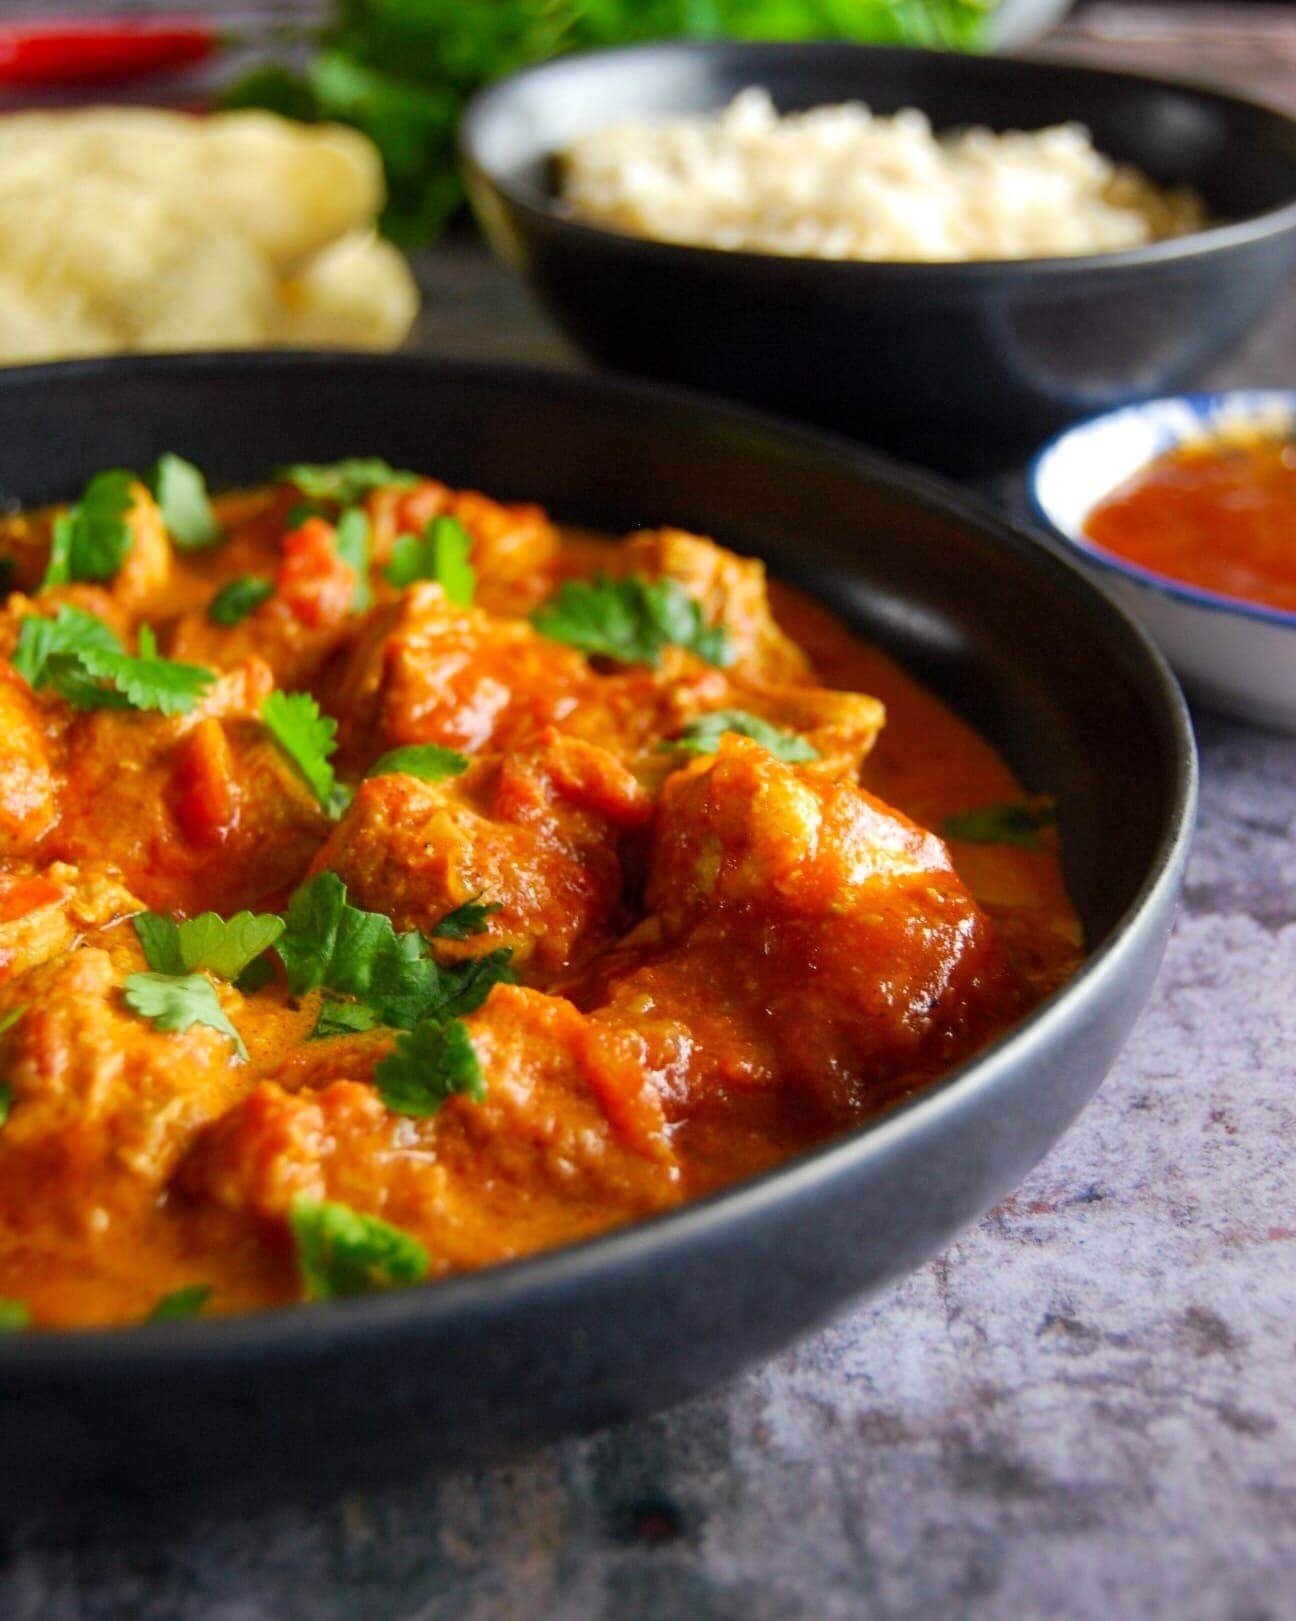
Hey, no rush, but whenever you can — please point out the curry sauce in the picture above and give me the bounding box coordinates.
[0,461,1080,1329]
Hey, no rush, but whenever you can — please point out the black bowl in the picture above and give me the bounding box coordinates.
[460,42,1296,475]
[0,354,1194,1512]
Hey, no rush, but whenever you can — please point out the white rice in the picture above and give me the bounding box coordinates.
[559,88,1205,262]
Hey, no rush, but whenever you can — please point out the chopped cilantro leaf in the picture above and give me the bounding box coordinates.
[0,1004,26,1037]
[669,709,819,763]
[234,954,276,994]
[384,515,475,604]
[374,1017,483,1117]
[278,459,418,505]
[364,744,467,783]
[40,469,136,589]
[123,972,248,1061]
[135,910,284,982]
[260,690,339,812]
[940,797,1058,849]
[208,575,273,626]
[12,605,213,715]
[334,507,373,612]
[290,1196,428,1300]
[314,996,381,1039]
[432,898,500,940]
[0,1297,29,1332]
[147,454,220,550]
[147,1284,213,1322]
[0,1082,10,1128]
[277,872,513,1031]
[532,574,731,668]
[286,501,326,530]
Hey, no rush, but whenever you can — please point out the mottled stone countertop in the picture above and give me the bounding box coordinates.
[4,10,1296,1618]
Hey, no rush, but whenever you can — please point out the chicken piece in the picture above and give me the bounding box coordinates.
[0,861,139,987]
[48,657,327,913]
[366,479,560,616]
[326,583,595,770]
[0,944,251,1232]
[0,668,60,856]
[313,730,651,980]
[618,528,811,684]
[577,736,1020,1135]
[178,984,681,1275]
[168,514,362,688]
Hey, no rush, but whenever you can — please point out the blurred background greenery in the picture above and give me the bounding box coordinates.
[225,0,994,243]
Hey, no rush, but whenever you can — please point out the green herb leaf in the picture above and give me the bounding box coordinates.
[234,954,276,994]
[431,898,500,940]
[532,574,731,668]
[40,469,136,589]
[208,575,273,626]
[290,1196,428,1300]
[940,797,1058,849]
[0,1297,29,1332]
[669,709,819,763]
[286,501,327,530]
[334,507,373,611]
[135,910,285,983]
[147,1283,213,1322]
[313,996,382,1039]
[260,690,339,812]
[12,605,213,715]
[277,459,418,505]
[364,744,468,783]
[0,1082,11,1128]
[0,1004,26,1038]
[277,872,513,1031]
[384,515,475,604]
[123,972,248,1061]
[374,1017,484,1117]
[147,454,220,551]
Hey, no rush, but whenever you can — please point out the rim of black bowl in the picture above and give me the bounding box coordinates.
[458,40,1296,278]
[0,350,1197,1375]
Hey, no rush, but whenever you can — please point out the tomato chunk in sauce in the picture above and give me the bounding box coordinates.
[0,466,1081,1329]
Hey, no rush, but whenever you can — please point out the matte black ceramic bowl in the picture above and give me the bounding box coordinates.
[460,42,1296,475]
[0,354,1194,1513]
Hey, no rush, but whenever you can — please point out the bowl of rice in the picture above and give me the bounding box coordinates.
[460,43,1296,474]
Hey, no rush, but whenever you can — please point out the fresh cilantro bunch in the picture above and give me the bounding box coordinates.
[532,574,731,668]
[224,0,991,246]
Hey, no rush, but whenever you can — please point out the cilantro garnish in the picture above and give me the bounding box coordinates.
[364,744,467,783]
[277,459,418,505]
[11,606,214,715]
[208,576,273,626]
[432,898,500,940]
[147,454,221,551]
[134,909,284,982]
[940,797,1057,849]
[314,996,381,1039]
[0,1082,10,1128]
[260,690,339,812]
[286,501,326,530]
[668,709,819,764]
[147,1284,213,1323]
[374,1017,484,1117]
[290,1196,428,1300]
[122,972,248,1061]
[0,1297,29,1332]
[532,574,731,668]
[277,872,513,1034]
[0,1005,25,1038]
[334,508,373,612]
[41,469,136,589]
[384,515,475,604]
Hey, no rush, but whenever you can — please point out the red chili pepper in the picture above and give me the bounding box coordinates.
[0,19,218,87]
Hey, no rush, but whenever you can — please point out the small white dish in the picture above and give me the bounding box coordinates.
[1029,390,1296,731]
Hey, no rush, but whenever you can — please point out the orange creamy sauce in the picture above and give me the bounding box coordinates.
[1084,435,1296,614]
[0,477,1080,1329]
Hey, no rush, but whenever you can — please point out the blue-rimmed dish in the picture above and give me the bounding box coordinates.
[1030,389,1296,731]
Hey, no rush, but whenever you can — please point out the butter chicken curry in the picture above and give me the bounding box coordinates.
[0,457,1080,1330]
